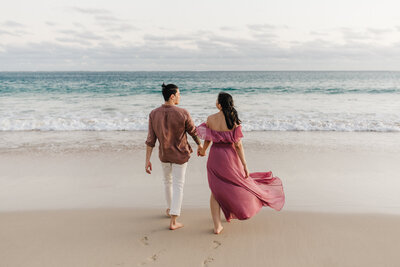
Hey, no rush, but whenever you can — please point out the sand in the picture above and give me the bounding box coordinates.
[1,131,400,266]
[1,209,400,267]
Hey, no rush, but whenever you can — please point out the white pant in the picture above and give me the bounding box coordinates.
[161,162,187,216]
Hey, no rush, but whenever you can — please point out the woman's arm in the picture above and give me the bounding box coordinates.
[234,140,249,178]
[198,117,212,156]
[203,140,211,151]
[198,140,211,156]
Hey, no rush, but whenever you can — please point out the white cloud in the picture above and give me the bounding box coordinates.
[2,29,400,71]
[0,29,15,36]
[45,21,57,27]
[247,24,278,31]
[69,7,110,15]
[1,0,400,70]
[2,20,25,28]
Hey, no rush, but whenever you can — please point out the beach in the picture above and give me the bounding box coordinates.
[2,0,400,262]
[1,130,400,266]
[1,71,400,266]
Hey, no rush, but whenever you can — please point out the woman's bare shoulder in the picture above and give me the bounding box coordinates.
[206,113,220,127]
[209,112,221,118]
[207,113,220,121]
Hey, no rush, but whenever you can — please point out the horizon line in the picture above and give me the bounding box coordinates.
[1,70,400,72]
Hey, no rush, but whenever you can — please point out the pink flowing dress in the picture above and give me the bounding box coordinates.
[197,123,285,221]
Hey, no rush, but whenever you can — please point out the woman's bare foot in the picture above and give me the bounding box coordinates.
[166,208,171,217]
[214,225,224,234]
[169,221,184,230]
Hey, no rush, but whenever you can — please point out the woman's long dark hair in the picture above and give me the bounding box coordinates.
[218,92,241,130]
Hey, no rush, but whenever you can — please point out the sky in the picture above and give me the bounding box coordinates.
[1,0,400,71]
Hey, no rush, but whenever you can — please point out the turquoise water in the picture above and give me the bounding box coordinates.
[1,71,400,95]
[0,71,399,131]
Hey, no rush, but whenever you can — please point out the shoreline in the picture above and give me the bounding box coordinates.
[1,130,399,154]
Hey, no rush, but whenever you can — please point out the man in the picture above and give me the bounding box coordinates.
[145,83,203,230]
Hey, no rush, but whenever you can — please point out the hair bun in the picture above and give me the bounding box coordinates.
[161,83,166,89]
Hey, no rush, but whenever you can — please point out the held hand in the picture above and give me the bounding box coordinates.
[145,161,152,174]
[197,145,206,157]
[243,164,249,179]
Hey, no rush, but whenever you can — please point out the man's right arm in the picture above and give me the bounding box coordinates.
[145,145,153,174]
[145,113,156,174]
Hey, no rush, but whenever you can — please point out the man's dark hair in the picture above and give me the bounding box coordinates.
[162,83,178,101]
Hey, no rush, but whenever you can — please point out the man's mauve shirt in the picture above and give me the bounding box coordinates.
[145,104,197,164]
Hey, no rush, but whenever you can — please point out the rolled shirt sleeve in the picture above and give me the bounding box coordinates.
[145,113,157,147]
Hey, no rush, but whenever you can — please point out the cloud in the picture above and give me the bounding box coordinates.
[340,28,371,41]
[73,22,85,29]
[0,29,15,36]
[94,15,124,23]
[74,31,104,41]
[51,18,134,47]
[2,26,400,70]
[310,31,329,36]
[45,21,57,27]
[247,24,277,32]
[93,15,137,33]
[57,29,105,42]
[104,24,137,32]
[252,32,277,40]
[367,27,392,35]
[69,7,110,15]
[0,28,27,37]
[2,20,25,28]
[55,37,91,46]
[220,26,238,31]
[58,29,77,35]
[67,7,137,33]
[143,34,198,42]
[246,24,281,41]
[340,27,394,42]
[0,20,27,36]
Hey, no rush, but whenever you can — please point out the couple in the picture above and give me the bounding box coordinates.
[145,83,285,234]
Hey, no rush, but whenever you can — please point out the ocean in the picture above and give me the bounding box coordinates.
[1,71,399,132]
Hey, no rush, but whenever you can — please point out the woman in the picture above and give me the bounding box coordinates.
[197,92,285,234]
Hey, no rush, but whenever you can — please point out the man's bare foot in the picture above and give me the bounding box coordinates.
[214,225,223,234]
[166,209,171,217]
[169,221,184,230]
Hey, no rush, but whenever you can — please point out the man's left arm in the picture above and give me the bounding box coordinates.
[145,113,156,174]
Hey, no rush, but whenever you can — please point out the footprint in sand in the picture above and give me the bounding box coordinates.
[203,256,214,267]
[138,250,165,266]
[140,235,149,246]
[202,240,222,266]
[139,253,157,266]
[212,240,221,249]
[149,254,158,262]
